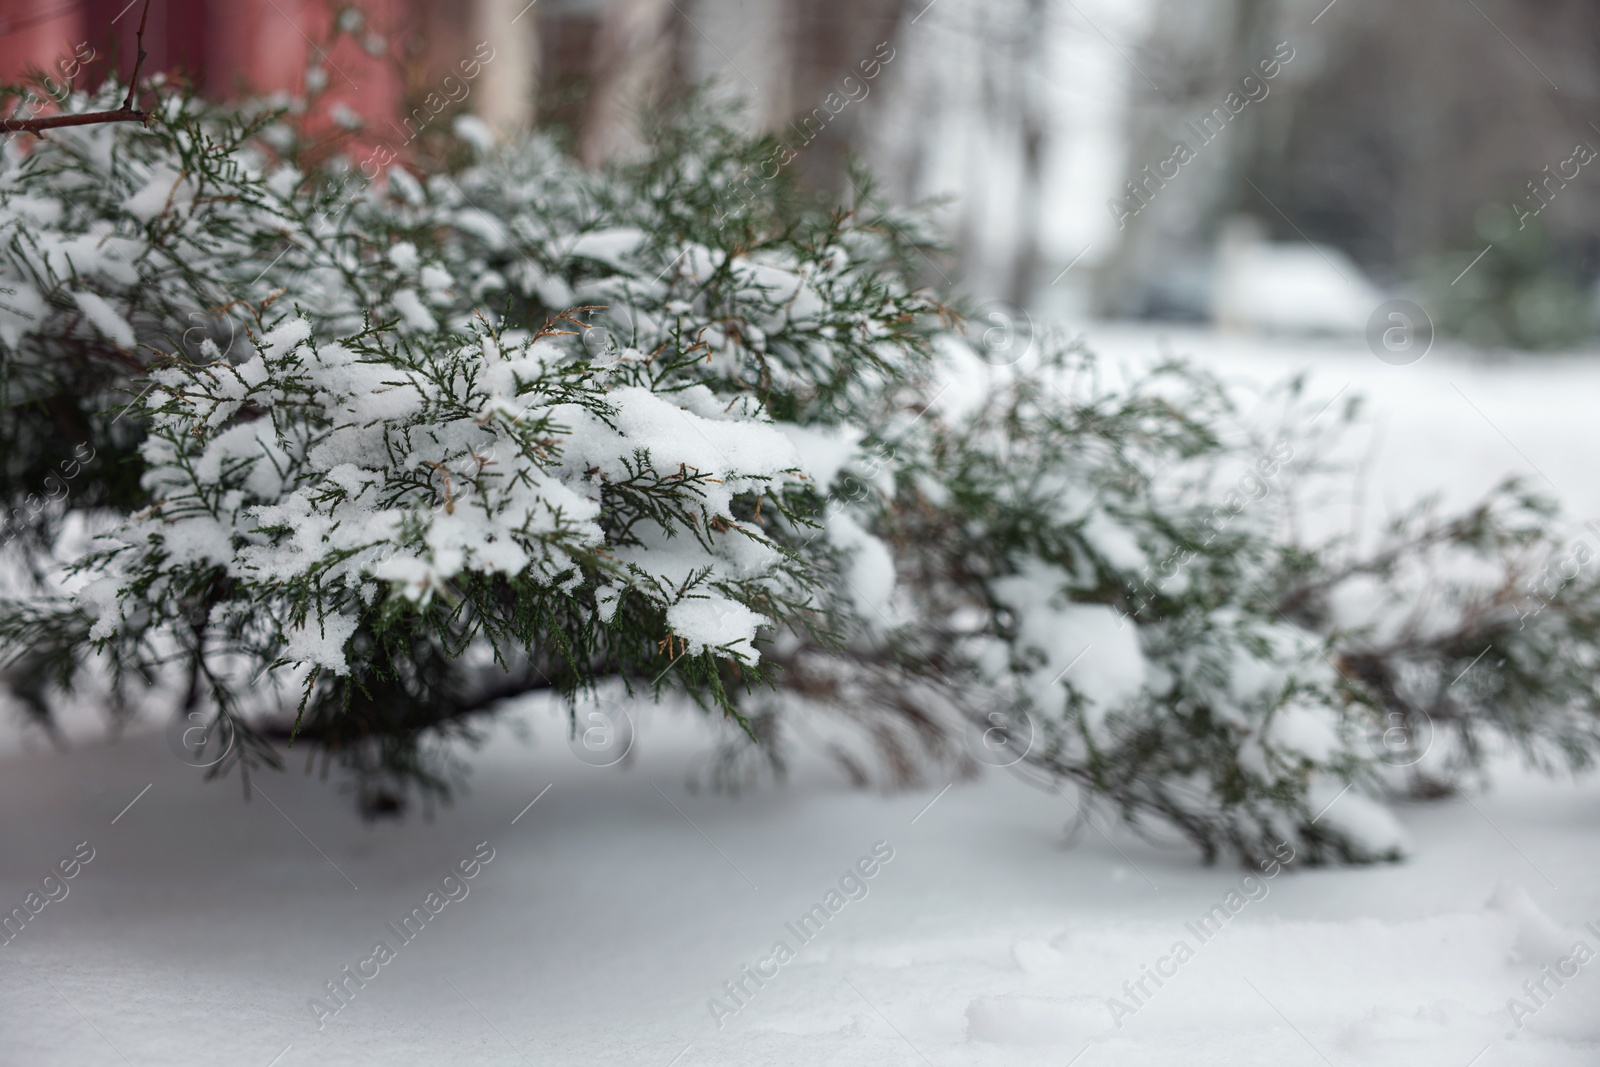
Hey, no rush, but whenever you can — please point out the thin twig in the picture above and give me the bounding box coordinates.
[0,109,148,133]
[120,0,152,113]
[0,0,153,135]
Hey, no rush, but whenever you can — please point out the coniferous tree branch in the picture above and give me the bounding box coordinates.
[2,84,1599,859]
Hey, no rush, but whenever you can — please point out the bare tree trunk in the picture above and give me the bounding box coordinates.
[777,0,908,195]
[577,0,679,168]
[1007,0,1048,308]
[474,0,539,137]
[1092,0,1281,318]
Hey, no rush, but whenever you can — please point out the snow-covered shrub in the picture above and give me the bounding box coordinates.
[0,82,938,808]
[3,81,1599,863]
[896,358,1391,863]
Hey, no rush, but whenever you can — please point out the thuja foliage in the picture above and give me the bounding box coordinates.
[871,360,1600,863]
[3,81,1600,863]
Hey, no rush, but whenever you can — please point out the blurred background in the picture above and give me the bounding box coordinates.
[5,0,1600,349]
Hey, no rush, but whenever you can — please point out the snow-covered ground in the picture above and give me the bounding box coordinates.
[5,326,1600,1066]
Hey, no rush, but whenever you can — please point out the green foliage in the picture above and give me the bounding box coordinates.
[3,81,1600,863]
[1418,207,1597,350]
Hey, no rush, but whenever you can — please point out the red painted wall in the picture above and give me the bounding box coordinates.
[0,0,405,139]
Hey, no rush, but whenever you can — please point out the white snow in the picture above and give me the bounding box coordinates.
[2,704,1597,1066]
[452,115,496,156]
[825,512,897,624]
[387,241,420,273]
[776,422,864,489]
[1307,777,1412,858]
[124,166,195,223]
[567,228,648,268]
[71,290,135,349]
[991,561,1146,731]
[281,612,361,675]
[391,288,438,333]
[664,598,768,665]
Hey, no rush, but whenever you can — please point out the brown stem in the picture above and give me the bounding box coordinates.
[0,0,154,135]
[0,108,150,134]
[119,0,154,114]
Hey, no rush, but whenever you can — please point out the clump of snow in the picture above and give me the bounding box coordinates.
[665,598,768,664]
[283,612,360,674]
[778,422,865,489]
[826,512,896,625]
[1308,778,1410,860]
[124,165,195,222]
[991,561,1146,731]
[387,241,420,272]
[72,291,134,349]
[392,288,438,332]
[1266,699,1346,763]
[568,228,647,268]
[453,114,495,154]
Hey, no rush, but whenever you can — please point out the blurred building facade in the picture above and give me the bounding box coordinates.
[8,0,1593,343]
[0,0,1134,317]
